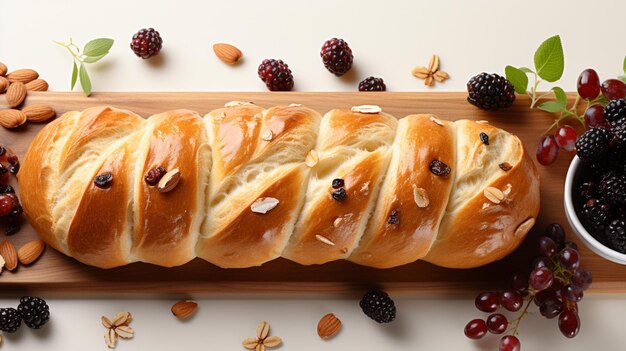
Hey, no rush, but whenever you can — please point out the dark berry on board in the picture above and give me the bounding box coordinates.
[130,28,163,59]
[320,38,353,76]
[257,59,294,91]
[475,291,500,313]
[575,127,613,162]
[464,319,487,339]
[545,223,566,246]
[358,76,386,91]
[359,290,396,323]
[466,72,516,110]
[17,296,50,329]
[0,307,21,333]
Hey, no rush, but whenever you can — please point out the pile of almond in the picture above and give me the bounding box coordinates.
[0,239,46,274]
[0,62,56,129]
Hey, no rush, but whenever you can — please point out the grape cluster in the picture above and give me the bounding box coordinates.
[464,223,592,351]
[0,145,22,235]
[536,69,626,166]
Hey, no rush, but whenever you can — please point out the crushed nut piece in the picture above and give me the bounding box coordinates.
[305,149,319,168]
[242,321,282,350]
[484,187,505,204]
[261,128,273,141]
[317,313,342,339]
[429,116,444,126]
[315,234,335,246]
[476,120,489,124]
[224,101,253,107]
[411,54,449,86]
[251,197,279,214]
[0,254,5,274]
[102,312,134,349]
[333,217,343,228]
[289,103,303,107]
[412,185,429,208]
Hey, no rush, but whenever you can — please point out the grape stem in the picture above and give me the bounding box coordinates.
[508,291,535,336]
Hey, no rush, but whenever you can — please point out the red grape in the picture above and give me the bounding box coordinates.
[486,313,508,334]
[0,165,8,185]
[540,299,563,319]
[529,267,554,291]
[563,241,579,251]
[536,135,559,165]
[572,269,593,290]
[510,272,529,294]
[584,105,608,128]
[534,285,558,306]
[601,79,626,100]
[0,194,14,217]
[545,223,566,246]
[532,256,550,270]
[558,310,580,338]
[577,69,601,99]
[464,319,487,339]
[559,248,580,271]
[538,236,557,257]
[500,290,523,312]
[554,125,577,152]
[475,291,500,313]
[562,284,584,302]
[499,335,521,351]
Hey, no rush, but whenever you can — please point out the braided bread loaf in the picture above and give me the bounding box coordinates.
[18,103,540,269]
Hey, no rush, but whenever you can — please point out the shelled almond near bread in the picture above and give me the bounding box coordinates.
[18,103,540,269]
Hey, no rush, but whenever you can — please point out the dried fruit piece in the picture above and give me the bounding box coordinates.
[17,240,46,265]
[0,109,27,129]
[499,162,513,171]
[94,172,113,189]
[22,104,56,123]
[157,168,181,193]
[6,82,27,108]
[0,240,18,271]
[171,299,198,319]
[429,160,451,177]
[213,43,243,65]
[317,313,342,339]
[24,79,49,92]
[6,69,38,84]
[144,166,167,186]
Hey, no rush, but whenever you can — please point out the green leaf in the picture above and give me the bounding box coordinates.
[623,55,626,73]
[83,54,107,63]
[533,35,564,82]
[538,101,564,113]
[620,75,626,83]
[79,63,92,97]
[519,67,535,74]
[505,66,529,94]
[70,61,78,90]
[82,38,114,57]
[551,86,567,108]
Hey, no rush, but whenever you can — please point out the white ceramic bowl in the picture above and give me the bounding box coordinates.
[564,156,626,265]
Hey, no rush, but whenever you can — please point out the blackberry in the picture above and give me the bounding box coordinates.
[359,289,396,323]
[257,59,294,91]
[605,220,626,254]
[130,28,163,59]
[599,172,626,205]
[17,296,50,329]
[578,182,597,200]
[358,76,386,91]
[320,38,353,76]
[575,127,612,162]
[466,73,516,110]
[581,198,612,232]
[614,124,626,147]
[0,308,21,333]
[605,99,626,128]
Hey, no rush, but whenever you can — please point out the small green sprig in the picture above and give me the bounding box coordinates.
[54,38,114,96]
[620,55,626,83]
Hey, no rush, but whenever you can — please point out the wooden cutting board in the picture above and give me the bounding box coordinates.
[1,92,624,296]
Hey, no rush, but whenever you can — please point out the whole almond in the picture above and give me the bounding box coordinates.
[6,68,38,84]
[17,240,46,265]
[6,82,27,108]
[317,313,342,339]
[171,299,198,319]
[25,79,49,92]
[157,168,181,193]
[23,104,56,123]
[0,62,7,76]
[0,109,27,129]
[213,43,243,65]
[0,240,18,271]
[0,77,8,93]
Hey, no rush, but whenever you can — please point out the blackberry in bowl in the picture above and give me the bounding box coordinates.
[565,121,626,264]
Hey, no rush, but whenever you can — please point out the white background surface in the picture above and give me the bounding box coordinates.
[1,0,626,350]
